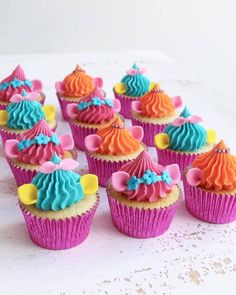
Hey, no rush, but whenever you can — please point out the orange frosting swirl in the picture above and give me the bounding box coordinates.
[96,117,141,156]
[63,65,95,97]
[193,140,236,191]
[140,87,175,118]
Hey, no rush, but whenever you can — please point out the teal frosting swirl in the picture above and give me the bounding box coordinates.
[165,107,207,152]
[6,100,45,130]
[121,64,150,97]
[32,154,84,211]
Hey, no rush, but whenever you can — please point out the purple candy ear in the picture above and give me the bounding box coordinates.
[84,134,101,152]
[165,164,181,184]
[186,168,202,186]
[111,171,130,191]
[111,99,121,112]
[4,139,19,158]
[128,126,144,142]
[67,103,78,119]
[93,77,103,88]
[55,81,65,93]
[59,134,74,150]
[131,101,142,113]
[172,96,182,108]
[31,80,43,92]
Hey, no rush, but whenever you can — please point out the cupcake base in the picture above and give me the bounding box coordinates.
[113,90,139,119]
[184,183,236,224]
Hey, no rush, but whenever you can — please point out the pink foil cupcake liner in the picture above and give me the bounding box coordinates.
[184,182,236,224]
[131,116,167,147]
[113,90,139,119]
[106,190,180,238]
[57,93,73,121]
[19,197,99,250]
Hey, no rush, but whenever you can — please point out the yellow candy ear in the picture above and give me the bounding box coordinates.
[0,110,8,125]
[149,82,160,91]
[206,129,217,144]
[114,82,126,94]
[80,174,98,195]
[154,133,170,149]
[18,184,38,205]
[42,105,56,122]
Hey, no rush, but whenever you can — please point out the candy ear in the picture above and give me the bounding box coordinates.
[31,80,43,92]
[111,171,130,192]
[18,184,38,205]
[129,126,144,142]
[4,139,19,158]
[172,96,182,108]
[154,133,170,150]
[131,101,142,113]
[0,110,8,125]
[39,161,58,174]
[165,164,181,184]
[55,81,65,93]
[149,82,160,91]
[93,77,103,88]
[206,129,217,144]
[26,92,40,101]
[110,99,121,112]
[84,134,101,152]
[80,174,98,194]
[42,105,56,122]
[186,168,202,186]
[114,82,126,94]
[59,158,79,171]
[59,134,74,150]
[66,103,78,119]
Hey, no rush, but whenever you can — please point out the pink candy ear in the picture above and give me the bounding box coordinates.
[59,158,79,171]
[131,101,142,113]
[111,171,130,191]
[186,168,202,186]
[26,92,39,101]
[66,103,78,119]
[55,81,65,93]
[165,164,181,184]
[40,161,58,174]
[84,134,101,152]
[4,139,19,158]
[128,126,144,142]
[111,99,121,112]
[59,134,74,150]
[172,96,182,108]
[93,77,103,88]
[31,80,43,92]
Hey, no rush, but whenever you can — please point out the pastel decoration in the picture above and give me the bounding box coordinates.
[93,77,103,88]
[4,139,19,158]
[18,184,38,205]
[206,129,217,144]
[149,82,160,91]
[165,164,181,184]
[0,110,8,125]
[112,99,121,113]
[80,174,98,194]
[127,67,146,75]
[85,134,102,152]
[171,115,202,127]
[10,92,39,103]
[186,167,202,186]
[111,171,130,192]
[31,80,43,92]
[128,126,144,142]
[55,81,65,93]
[172,96,182,109]
[131,101,142,113]
[59,134,74,150]
[114,82,126,94]
[42,105,56,122]
[154,133,170,150]
[39,158,79,174]
[67,103,78,119]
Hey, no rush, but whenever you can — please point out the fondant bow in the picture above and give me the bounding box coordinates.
[10,91,39,103]
[126,68,146,76]
[39,158,79,174]
[171,115,202,127]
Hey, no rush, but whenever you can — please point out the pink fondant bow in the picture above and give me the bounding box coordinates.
[171,115,202,127]
[126,68,146,75]
[39,159,79,174]
[10,92,39,103]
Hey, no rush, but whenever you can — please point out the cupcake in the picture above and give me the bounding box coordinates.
[185,140,236,224]
[67,94,121,151]
[0,65,44,110]
[17,153,99,249]
[4,119,75,186]
[131,86,182,146]
[154,107,217,174]
[55,64,104,120]
[0,91,57,143]
[84,117,145,186]
[106,151,181,238]
[113,63,154,119]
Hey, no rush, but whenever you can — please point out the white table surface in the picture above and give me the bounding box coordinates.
[0,51,235,295]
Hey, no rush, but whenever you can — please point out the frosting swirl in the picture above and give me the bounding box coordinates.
[63,65,95,97]
[165,107,206,151]
[192,140,236,191]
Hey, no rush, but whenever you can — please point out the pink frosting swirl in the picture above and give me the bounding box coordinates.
[17,119,64,165]
[0,65,32,102]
